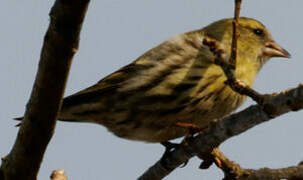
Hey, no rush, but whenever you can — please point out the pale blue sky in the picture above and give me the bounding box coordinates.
[1,0,303,179]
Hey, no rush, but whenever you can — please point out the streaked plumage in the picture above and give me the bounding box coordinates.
[59,17,290,142]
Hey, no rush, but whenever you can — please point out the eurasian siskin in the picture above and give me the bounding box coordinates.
[58,17,290,142]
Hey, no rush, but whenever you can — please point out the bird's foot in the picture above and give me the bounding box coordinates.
[174,122,206,138]
[160,142,189,168]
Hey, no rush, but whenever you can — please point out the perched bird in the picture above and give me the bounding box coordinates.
[57,17,290,143]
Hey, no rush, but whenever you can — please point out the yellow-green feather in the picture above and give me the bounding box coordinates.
[59,17,273,142]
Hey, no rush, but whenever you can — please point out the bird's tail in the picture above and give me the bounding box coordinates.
[13,117,23,127]
[14,117,23,121]
[13,114,88,126]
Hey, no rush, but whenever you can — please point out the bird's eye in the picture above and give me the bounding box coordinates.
[253,28,264,36]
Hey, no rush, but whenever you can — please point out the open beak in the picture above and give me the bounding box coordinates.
[263,41,291,58]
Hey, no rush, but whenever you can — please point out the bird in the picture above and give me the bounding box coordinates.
[26,17,291,143]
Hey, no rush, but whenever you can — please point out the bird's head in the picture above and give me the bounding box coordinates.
[203,17,290,68]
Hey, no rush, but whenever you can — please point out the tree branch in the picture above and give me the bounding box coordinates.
[138,84,303,180]
[212,148,303,180]
[0,0,90,179]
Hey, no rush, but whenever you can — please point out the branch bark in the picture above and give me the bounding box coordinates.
[0,0,90,179]
[138,84,303,180]
[229,0,242,68]
[212,148,303,180]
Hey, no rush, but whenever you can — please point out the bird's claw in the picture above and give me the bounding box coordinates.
[160,142,189,168]
[174,122,205,137]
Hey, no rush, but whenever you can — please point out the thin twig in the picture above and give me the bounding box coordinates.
[229,0,242,68]
[203,0,266,105]
[202,37,265,104]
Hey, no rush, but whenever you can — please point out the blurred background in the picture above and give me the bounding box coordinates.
[1,0,302,179]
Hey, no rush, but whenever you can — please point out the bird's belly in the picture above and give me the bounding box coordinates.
[107,87,246,143]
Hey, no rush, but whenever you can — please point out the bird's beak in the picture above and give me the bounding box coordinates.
[263,41,291,58]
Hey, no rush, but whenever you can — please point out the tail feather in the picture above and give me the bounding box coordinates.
[14,115,85,123]
[13,117,23,127]
[14,117,24,121]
